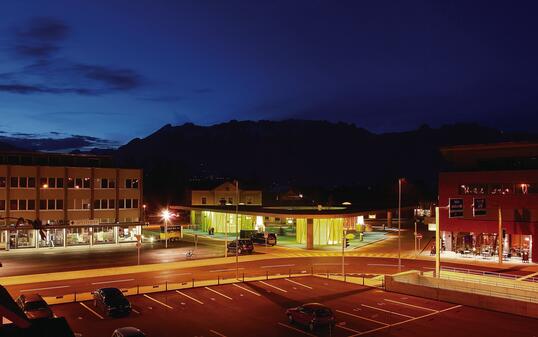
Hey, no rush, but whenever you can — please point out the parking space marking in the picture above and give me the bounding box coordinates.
[383,299,437,312]
[277,323,316,337]
[175,290,204,304]
[261,264,295,268]
[21,285,70,292]
[79,302,104,320]
[154,272,192,278]
[205,287,233,300]
[143,294,173,309]
[259,281,288,292]
[232,284,261,296]
[336,309,388,326]
[132,309,140,314]
[361,304,414,318]
[336,323,361,333]
[349,305,462,336]
[209,329,227,337]
[285,278,313,289]
[91,278,134,285]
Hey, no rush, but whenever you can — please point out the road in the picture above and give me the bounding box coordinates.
[4,255,536,299]
[52,276,538,337]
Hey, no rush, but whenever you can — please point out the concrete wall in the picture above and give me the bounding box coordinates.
[385,273,538,319]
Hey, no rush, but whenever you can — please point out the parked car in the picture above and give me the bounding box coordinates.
[16,294,54,320]
[227,239,254,254]
[93,288,131,317]
[286,303,335,331]
[111,327,146,337]
[250,232,277,246]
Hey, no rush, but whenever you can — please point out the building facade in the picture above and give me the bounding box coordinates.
[0,152,143,250]
[190,181,262,206]
[439,142,538,262]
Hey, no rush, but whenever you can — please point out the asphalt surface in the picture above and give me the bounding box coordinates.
[51,276,538,337]
[5,256,536,299]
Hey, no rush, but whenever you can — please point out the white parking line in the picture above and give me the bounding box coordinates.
[259,281,288,292]
[313,263,349,266]
[154,272,192,278]
[383,299,437,312]
[91,278,134,285]
[285,278,313,289]
[175,290,204,304]
[209,329,227,337]
[21,285,70,292]
[336,324,361,333]
[361,304,414,318]
[209,268,245,273]
[205,287,233,300]
[367,264,404,267]
[79,302,104,320]
[348,305,462,336]
[232,284,261,296]
[277,323,316,337]
[143,294,173,309]
[335,309,388,326]
[261,264,295,268]
[132,309,140,314]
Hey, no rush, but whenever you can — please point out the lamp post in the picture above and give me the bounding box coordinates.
[398,178,404,272]
[235,180,239,280]
[161,209,171,249]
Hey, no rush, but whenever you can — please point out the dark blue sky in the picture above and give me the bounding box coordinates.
[1,1,537,149]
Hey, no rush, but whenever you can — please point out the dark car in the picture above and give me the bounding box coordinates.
[93,288,131,317]
[250,232,277,246]
[16,294,54,320]
[111,327,147,337]
[286,303,335,331]
[227,239,254,254]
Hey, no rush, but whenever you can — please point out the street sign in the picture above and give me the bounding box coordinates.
[415,233,423,239]
[136,242,142,248]
[263,232,269,239]
[135,234,142,242]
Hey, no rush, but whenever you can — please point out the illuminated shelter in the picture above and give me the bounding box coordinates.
[172,205,368,249]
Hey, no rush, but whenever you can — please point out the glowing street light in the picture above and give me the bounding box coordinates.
[161,209,171,248]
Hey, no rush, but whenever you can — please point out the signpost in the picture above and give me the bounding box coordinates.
[135,234,142,265]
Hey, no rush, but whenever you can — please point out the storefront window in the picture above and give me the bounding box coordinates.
[38,229,64,247]
[10,229,36,248]
[66,227,91,246]
[118,226,138,242]
[93,226,114,244]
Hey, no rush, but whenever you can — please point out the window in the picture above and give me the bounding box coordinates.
[83,178,90,188]
[57,178,64,188]
[28,177,35,188]
[0,177,5,187]
[109,199,115,209]
[10,200,17,210]
[48,200,55,210]
[101,199,108,209]
[101,178,108,188]
[109,179,116,188]
[56,199,63,210]
[133,199,139,209]
[75,178,82,188]
[40,200,46,210]
[119,199,125,208]
[126,199,132,208]
[48,177,56,188]
[0,200,5,210]
[94,200,101,209]
[201,197,207,205]
[125,179,132,188]
[18,200,26,210]
[19,177,27,188]
[132,179,139,188]
[28,200,35,210]
[10,177,18,188]
[68,178,74,188]
[40,177,48,187]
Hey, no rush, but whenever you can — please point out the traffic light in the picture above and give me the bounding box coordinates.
[345,238,350,248]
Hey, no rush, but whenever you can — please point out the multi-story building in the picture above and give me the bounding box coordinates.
[0,151,143,250]
[190,181,262,206]
[438,142,538,262]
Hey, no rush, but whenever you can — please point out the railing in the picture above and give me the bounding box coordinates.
[440,265,538,283]
[30,265,384,306]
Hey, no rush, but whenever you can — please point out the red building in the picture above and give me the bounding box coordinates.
[439,142,538,262]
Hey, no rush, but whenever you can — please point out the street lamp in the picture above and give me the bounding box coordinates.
[398,178,405,272]
[235,180,240,280]
[161,209,171,249]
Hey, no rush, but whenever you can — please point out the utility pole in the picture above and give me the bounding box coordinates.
[435,206,440,278]
[498,207,503,265]
[398,178,402,272]
[235,180,240,280]
[342,229,346,278]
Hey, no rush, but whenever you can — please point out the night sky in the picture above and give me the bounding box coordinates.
[1,1,537,149]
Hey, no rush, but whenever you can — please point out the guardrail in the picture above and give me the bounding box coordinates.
[34,266,383,306]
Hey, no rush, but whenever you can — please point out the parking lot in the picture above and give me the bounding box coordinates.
[52,276,538,337]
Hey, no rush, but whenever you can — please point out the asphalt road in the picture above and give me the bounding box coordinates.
[5,256,535,299]
[52,276,538,337]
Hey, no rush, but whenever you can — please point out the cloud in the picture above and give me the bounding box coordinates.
[74,64,141,90]
[138,95,184,102]
[0,131,118,152]
[16,17,69,41]
[0,83,96,95]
